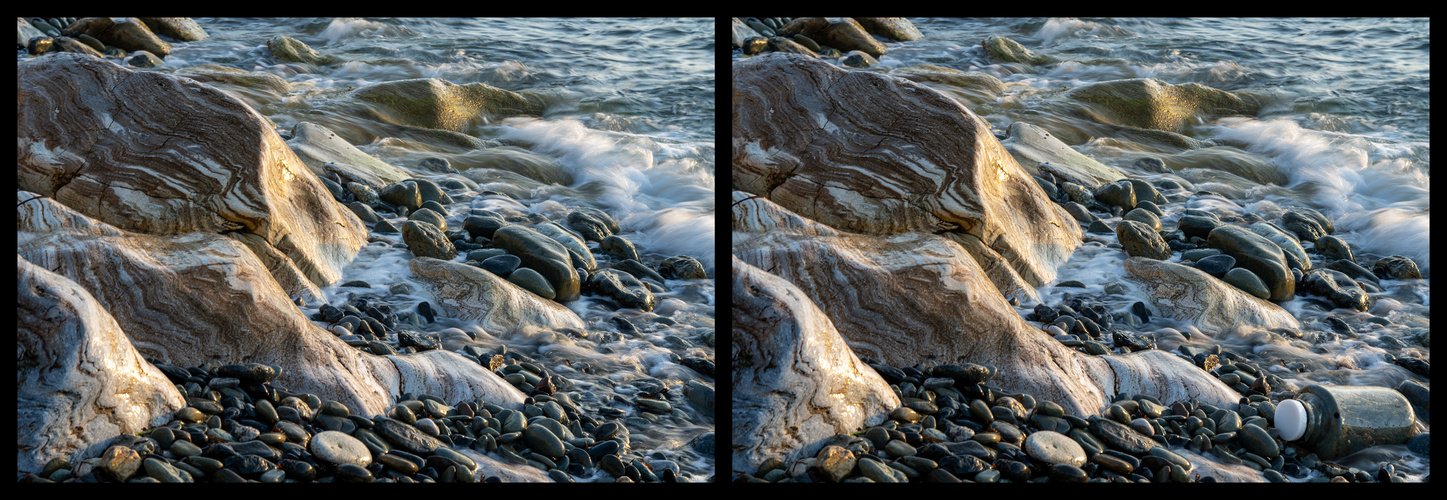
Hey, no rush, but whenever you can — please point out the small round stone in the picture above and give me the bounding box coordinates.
[1130,418,1155,437]
[1237,423,1280,459]
[1023,430,1087,467]
[309,430,373,467]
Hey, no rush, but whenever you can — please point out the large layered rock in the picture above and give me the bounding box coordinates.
[733,53,1081,294]
[408,257,586,332]
[734,198,1240,417]
[1001,121,1127,189]
[350,78,547,132]
[17,53,367,299]
[286,121,415,188]
[733,256,899,475]
[18,194,525,420]
[17,254,186,475]
[1123,257,1301,334]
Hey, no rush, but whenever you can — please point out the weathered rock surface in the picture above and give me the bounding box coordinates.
[175,63,292,108]
[65,17,171,56]
[17,53,367,299]
[18,195,521,422]
[287,121,415,188]
[408,257,586,333]
[855,17,923,42]
[350,78,546,132]
[779,17,886,57]
[1065,78,1261,133]
[1001,121,1127,189]
[17,254,186,475]
[1123,257,1300,334]
[267,34,341,65]
[982,34,1055,66]
[1162,146,1287,186]
[137,17,207,42]
[732,255,899,475]
[733,53,1080,294]
[734,208,1239,417]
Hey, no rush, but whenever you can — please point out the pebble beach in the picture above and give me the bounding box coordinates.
[19,17,714,483]
[732,17,1427,483]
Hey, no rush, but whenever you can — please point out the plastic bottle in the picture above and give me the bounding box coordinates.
[1273,384,1419,459]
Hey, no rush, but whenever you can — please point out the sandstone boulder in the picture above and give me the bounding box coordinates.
[408,257,586,332]
[733,53,1080,294]
[732,255,899,475]
[351,78,547,132]
[1123,257,1301,334]
[734,205,1240,417]
[66,17,170,56]
[137,17,207,42]
[489,225,582,302]
[17,254,185,475]
[17,53,367,298]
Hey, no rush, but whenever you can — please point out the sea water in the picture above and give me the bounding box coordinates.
[100,18,715,481]
[745,18,1428,481]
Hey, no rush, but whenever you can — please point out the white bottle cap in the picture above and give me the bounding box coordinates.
[1276,398,1307,441]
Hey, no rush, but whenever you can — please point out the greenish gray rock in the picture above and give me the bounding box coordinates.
[371,417,444,455]
[858,457,905,483]
[380,181,423,212]
[1313,235,1353,263]
[491,225,580,302]
[1124,208,1162,231]
[523,423,566,459]
[462,214,507,239]
[1223,267,1270,300]
[267,34,341,65]
[1094,180,1137,211]
[1249,222,1311,272]
[659,255,707,280]
[585,269,654,311]
[1299,269,1368,311]
[1373,255,1422,280]
[507,267,555,300]
[1117,220,1172,260]
[1206,225,1294,302]
[1237,424,1279,459]
[1088,417,1154,455]
[600,235,640,262]
[982,34,1055,65]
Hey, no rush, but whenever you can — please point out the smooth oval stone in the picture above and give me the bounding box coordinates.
[169,440,202,458]
[1373,255,1421,280]
[143,457,186,483]
[371,417,444,455]
[508,267,556,300]
[1094,180,1137,210]
[934,363,992,386]
[1089,417,1155,455]
[1148,446,1192,471]
[408,207,448,232]
[1124,208,1162,231]
[479,254,521,276]
[523,423,566,459]
[1024,430,1086,467]
[1195,254,1236,277]
[883,439,917,457]
[1050,463,1089,482]
[310,430,372,467]
[1237,424,1279,459]
[1223,267,1271,300]
[377,452,419,474]
[224,454,275,476]
[1130,418,1155,437]
[380,181,422,211]
[1091,452,1135,474]
[858,458,904,483]
[1207,225,1294,301]
[599,235,639,262]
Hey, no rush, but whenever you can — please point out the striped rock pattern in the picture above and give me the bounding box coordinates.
[1123,256,1301,334]
[734,201,1241,416]
[286,121,414,188]
[17,194,524,420]
[732,53,1080,293]
[17,254,186,475]
[408,257,586,333]
[732,256,899,475]
[16,53,366,299]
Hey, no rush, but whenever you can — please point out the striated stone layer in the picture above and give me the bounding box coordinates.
[1123,257,1301,334]
[17,195,523,422]
[732,255,899,475]
[17,53,366,298]
[733,197,1241,418]
[733,53,1080,292]
[17,254,186,475]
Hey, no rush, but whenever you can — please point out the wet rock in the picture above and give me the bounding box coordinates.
[350,77,545,132]
[585,269,654,311]
[1089,417,1154,455]
[507,267,556,300]
[780,17,885,57]
[1313,235,1353,263]
[381,181,424,212]
[408,257,585,332]
[1094,180,1138,211]
[1117,219,1172,260]
[600,235,640,262]
[1206,225,1295,302]
[1249,221,1311,272]
[1065,77,1260,133]
[1223,267,1270,300]
[462,214,509,240]
[401,220,457,260]
[137,17,207,41]
[1299,269,1369,311]
[1194,254,1236,278]
[491,225,581,302]
[287,122,413,187]
[855,17,922,41]
[1373,255,1422,280]
[659,255,708,280]
[66,17,171,56]
[732,256,899,475]
[982,34,1055,65]
[266,34,341,65]
[1177,215,1221,240]
[1123,257,1299,334]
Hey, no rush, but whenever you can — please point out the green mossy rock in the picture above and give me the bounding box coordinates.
[351,78,546,132]
[1066,78,1260,132]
